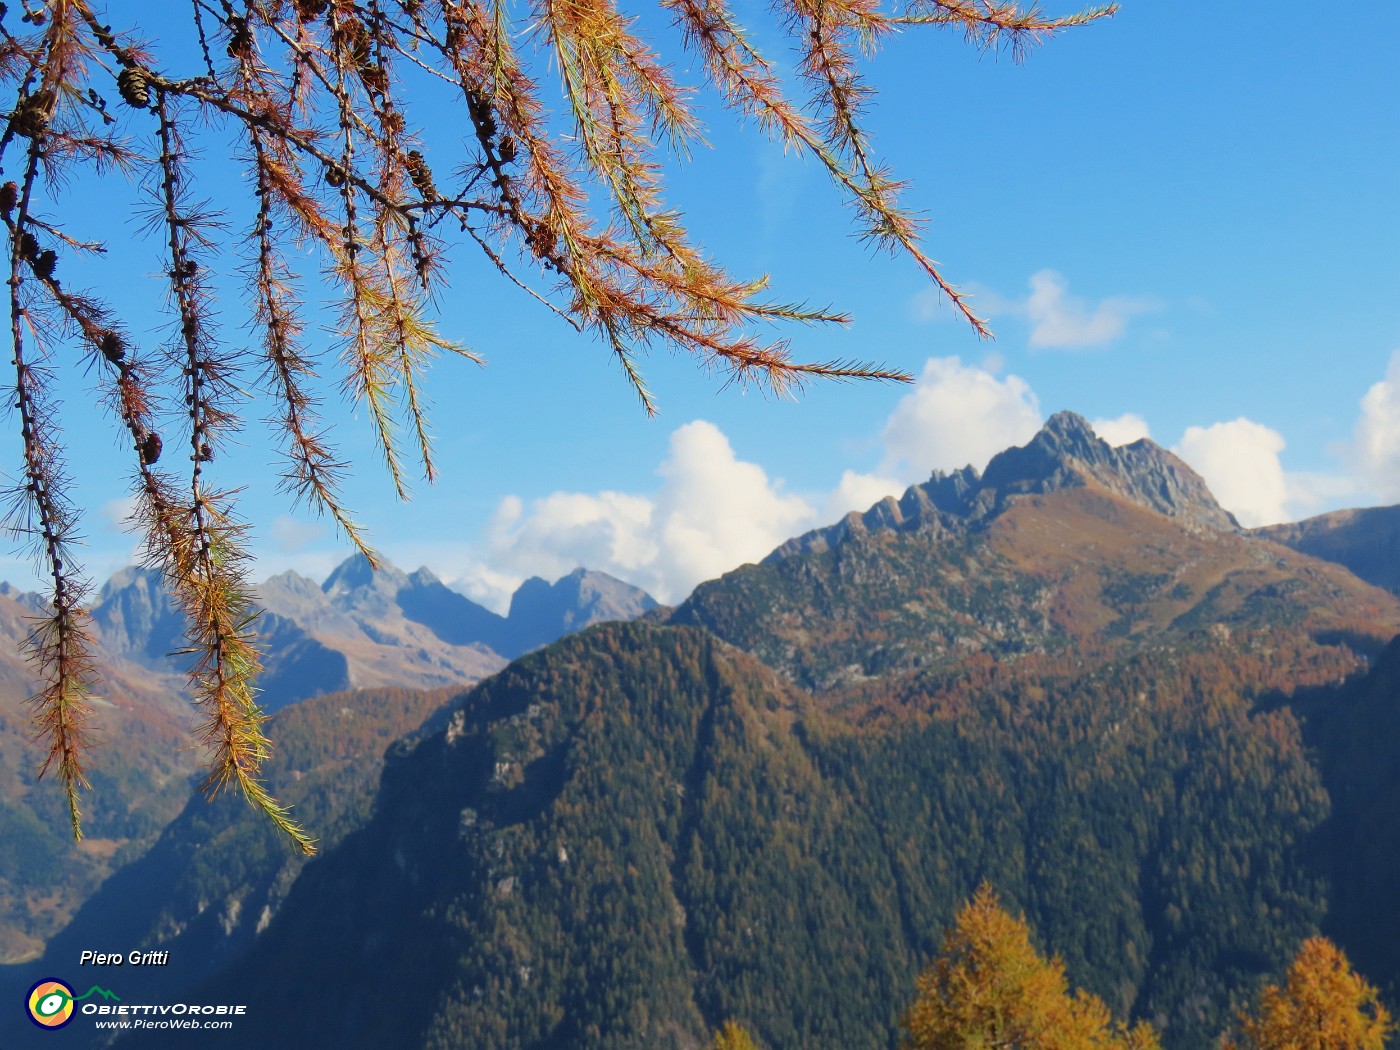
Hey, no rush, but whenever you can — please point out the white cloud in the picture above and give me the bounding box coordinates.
[270,516,326,554]
[460,421,817,608]
[1283,472,1365,518]
[906,284,947,324]
[1352,348,1400,500]
[100,494,139,533]
[448,359,1051,608]
[1174,419,1291,527]
[1091,413,1151,447]
[654,421,815,588]
[822,470,904,521]
[926,270,1158,348]
[1021,270,1158,350]
[908,281,1015,328]
[880,357,1043,479]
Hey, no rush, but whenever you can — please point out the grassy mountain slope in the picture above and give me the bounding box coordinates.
[1256,504,1400,596]
[673,478,1396,695]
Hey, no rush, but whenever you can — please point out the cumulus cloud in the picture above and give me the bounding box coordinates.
[880,357,1043,479]
[1018,270,1158,350]
[1352,349,1400,500]
[1091,413,1151,447]
[919,270,1157,348]
[1174,419,1291,527]
[459,421,817,609]
[270,516,326,554]
[822,470,904,521]
[100,494,139,533]
[1282,472,1365,518]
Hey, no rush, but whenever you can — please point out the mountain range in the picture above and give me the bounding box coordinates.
[83,557,657,711]
[0,561,655,964]
[4,411,1400,1050]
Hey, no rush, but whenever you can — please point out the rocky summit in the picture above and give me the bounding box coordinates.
[679,414,1392,694]
[772,411,1236,562]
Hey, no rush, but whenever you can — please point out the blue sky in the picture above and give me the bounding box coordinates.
[3,1,1398,609]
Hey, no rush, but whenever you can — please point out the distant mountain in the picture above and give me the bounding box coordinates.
[89,566,190,666]
[503,568,660,654]
[0,589,198,965]
[250,557,505,708]
[0,559,656,963]
[1256,504,1400,596]
[88,413,1400,1050]
[75,556,659,712]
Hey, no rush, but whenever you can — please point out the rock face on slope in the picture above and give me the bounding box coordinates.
[772,411,1237,562]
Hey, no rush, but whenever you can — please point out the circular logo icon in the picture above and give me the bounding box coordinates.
[26,979,76,1030]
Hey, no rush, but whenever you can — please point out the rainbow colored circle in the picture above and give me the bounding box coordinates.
[26,979,75,1030]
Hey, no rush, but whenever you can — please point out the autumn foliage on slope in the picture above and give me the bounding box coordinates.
[0,0,1115,846]
[901,884,1160,1050]
[1225,938,1392,1050]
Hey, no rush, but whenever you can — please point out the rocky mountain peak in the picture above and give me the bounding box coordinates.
[89,565,185,661]
[976,410,1238,531]
[769,411,1238,562]
[408,566,445,589]
[257,569,323,605]
[505,568,660,653]
[1040,409,1104,454]
[321,552,410,604]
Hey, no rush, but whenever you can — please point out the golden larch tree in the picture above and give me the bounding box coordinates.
[901,883,1160,1050]
[1,0,1114,848]
[1225,937,1393,1050]
[709,1019,761,1050]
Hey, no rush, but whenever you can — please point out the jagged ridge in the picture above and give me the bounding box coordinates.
[771,411,1237,562]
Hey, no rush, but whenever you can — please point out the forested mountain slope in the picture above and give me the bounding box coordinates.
[0,563,654,964]
[101,414,1400,1050]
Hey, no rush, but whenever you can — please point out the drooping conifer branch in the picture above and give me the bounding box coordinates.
[0,0,1113,849]
[7,140,97,840]
[150,86,314,852]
